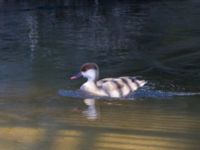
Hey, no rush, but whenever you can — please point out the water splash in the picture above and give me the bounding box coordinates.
[131,88,200,99]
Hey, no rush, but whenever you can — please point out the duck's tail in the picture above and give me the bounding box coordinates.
[130,76,147,88]
[137,80,147,87]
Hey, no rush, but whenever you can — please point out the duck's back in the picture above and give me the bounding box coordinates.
[96,77,146,97]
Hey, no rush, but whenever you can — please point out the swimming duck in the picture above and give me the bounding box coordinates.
[70,63,147,98]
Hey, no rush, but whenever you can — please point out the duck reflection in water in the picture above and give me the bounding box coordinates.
[83,98,99,120]
[58,89,99,120]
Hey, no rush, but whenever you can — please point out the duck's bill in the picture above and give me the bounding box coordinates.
[70,72,82,80]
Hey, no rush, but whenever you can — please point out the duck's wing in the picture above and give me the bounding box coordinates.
[97,77,147,97]
[122,76,147,88]
[96,78,123,90]
[96,78,124,97]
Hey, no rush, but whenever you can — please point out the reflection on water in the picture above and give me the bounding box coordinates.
[83,99,98,120]
[0,0,200,150]
[0,96,200,150]
[26,12,38,60]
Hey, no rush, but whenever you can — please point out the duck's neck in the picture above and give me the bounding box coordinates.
[81,79,98,92]
[87,78,97,84]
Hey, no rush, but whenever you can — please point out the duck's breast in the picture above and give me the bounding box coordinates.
[80,81,108,97]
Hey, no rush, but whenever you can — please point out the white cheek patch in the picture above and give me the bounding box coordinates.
[82,69,96,80]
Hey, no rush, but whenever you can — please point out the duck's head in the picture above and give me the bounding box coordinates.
[70,63,99,81]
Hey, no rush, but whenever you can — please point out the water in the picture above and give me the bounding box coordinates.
[0,0,200,149]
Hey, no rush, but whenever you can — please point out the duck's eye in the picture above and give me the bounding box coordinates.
[81,67,86,72]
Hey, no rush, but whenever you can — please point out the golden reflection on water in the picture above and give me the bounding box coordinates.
[0,126,199,150]
[52,130,83,150]
[95,133,196,150]
[0,97,200,150]
[0,127,44,150]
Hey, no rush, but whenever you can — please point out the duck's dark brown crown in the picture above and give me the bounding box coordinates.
[80,63,98,72]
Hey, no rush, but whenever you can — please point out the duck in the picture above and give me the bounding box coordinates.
[70,63,147,98]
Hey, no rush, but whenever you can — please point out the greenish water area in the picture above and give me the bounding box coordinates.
[0,0,200,150]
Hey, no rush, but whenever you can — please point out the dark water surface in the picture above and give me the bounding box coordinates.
[0,0,200,150]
